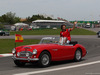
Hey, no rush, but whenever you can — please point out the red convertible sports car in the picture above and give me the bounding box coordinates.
[12,37,87,67]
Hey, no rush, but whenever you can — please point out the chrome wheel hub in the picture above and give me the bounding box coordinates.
[41,54,49,66]
[76,50,81,60]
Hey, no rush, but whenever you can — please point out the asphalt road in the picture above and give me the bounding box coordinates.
[0,37,100,75]
[0,35,98,39]
[83,28,100,32]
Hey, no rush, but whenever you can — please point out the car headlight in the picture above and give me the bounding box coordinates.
[33,49,37,54]
[17,52,20,56]
[12,48,16,54]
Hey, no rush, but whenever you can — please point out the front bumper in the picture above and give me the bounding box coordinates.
[12,57,39,61]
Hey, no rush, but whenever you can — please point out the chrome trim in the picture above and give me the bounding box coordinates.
[71,47,74,48]
[12,57,39,61]
[18,51,33,57]
[52,49,58,51]
[86,51,88,54]
[24,47,31,49]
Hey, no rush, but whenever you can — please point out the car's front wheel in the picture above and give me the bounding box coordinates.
[14,60,26,67]
[98,35,100,38]
[38,51,51,67]
[74,49,82,62]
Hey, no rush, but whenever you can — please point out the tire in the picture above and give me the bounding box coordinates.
[14,60,26,67]
[7,34,9,36]
[38,51,51,67]
[74,49,82,62]
[98,36,100,38]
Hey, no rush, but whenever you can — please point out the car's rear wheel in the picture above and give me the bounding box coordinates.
[38,51,51,67]
[74,49,82,62]
[14,60,26,67]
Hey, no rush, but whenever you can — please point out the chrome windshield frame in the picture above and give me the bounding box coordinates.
[39,37,60,44]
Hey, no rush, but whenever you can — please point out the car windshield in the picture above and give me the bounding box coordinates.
[40,37,60,44]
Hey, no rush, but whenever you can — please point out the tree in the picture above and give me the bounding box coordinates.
[26,14,53,23]
[46,17,52,20]
[0,23,4,29]
[0,12,20,24]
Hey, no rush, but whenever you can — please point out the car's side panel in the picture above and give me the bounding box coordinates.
[35,44,67,61]
[62,45,75,60]
[49,44,71,61]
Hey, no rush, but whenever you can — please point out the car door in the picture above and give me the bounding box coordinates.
[51,44,66,61]
[61,45,75,60]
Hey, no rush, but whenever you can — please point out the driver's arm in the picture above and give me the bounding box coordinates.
[70,21,77,31]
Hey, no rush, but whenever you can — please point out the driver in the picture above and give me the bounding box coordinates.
[60,21,77,44]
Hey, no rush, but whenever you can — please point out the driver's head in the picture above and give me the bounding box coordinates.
[61,25,66,31]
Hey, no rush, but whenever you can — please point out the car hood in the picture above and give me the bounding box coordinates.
[16,44,58,52]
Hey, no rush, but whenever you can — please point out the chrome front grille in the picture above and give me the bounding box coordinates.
[19,51,33,57]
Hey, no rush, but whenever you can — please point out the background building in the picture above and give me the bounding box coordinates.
[31,20,73,29]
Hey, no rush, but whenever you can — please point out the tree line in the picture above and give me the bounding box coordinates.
[0,12,53,25]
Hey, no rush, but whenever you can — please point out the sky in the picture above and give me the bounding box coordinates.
[0,0,100,21]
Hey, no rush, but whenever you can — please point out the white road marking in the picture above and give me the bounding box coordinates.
[0,53,12,57]
[14,60,100,75]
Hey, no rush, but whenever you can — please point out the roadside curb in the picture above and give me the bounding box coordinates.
[0,53,13,57]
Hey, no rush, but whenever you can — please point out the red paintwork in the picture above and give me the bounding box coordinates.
[15,43,87,61]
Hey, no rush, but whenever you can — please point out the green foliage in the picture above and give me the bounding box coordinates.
[0,12,20,24]
[0,12,53,24]
[26,14,53,23]
[0,23,4,29]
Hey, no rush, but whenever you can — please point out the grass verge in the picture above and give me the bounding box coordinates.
[10,28,96,35]
[0,39,40,54]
